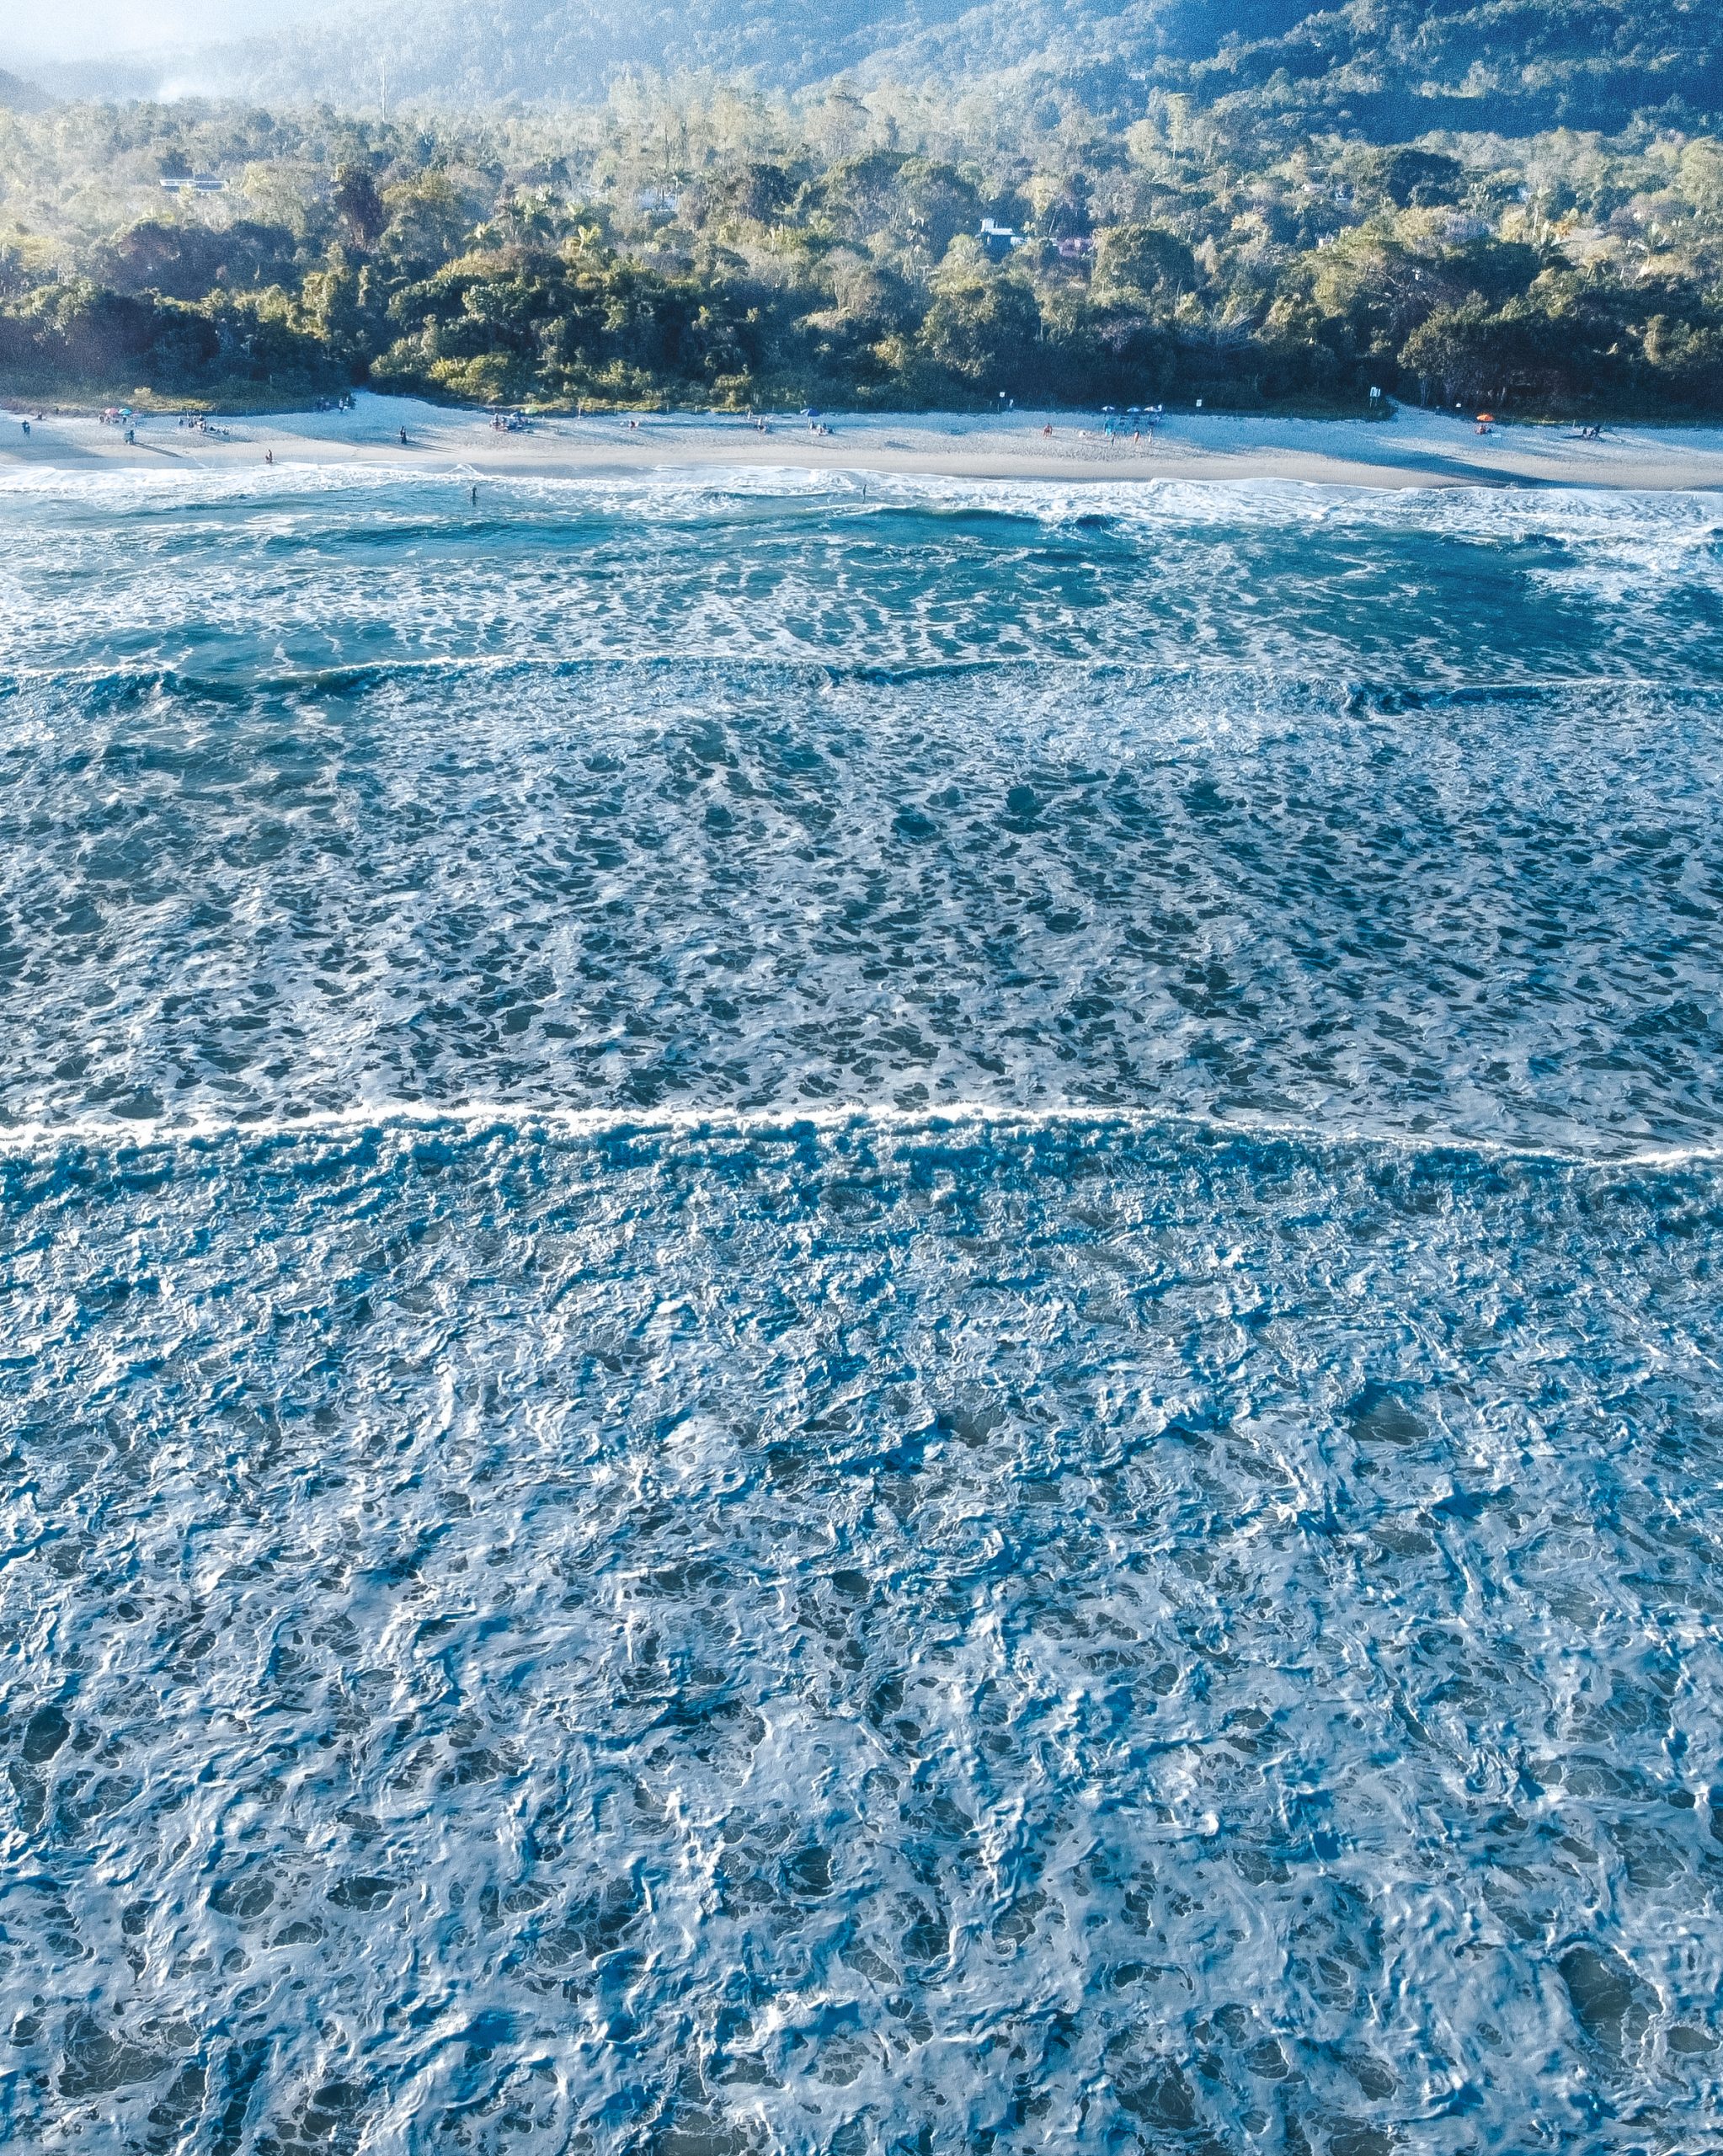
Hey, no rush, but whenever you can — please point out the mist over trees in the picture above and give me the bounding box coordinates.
[42,0,1723,142]
[2,49,1721,414]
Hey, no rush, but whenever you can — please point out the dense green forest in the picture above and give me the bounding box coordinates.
[2,82,1721,414]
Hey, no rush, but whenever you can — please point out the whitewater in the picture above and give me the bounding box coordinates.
[1,462,1720,2154]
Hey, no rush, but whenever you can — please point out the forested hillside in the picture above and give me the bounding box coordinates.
[5,0,1723,420]
[0,72,51,115]
[161,0,1723,136]
[3,84,1720,417]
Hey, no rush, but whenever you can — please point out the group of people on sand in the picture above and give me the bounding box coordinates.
[1071,405,1164,446]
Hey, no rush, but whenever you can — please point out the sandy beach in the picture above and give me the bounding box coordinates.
[4,390,1723,490]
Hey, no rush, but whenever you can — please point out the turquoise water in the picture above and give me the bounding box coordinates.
[2,465,1721,2152]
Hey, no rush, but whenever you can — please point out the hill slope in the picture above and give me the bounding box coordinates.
[0,68,52,111]
[173,0,1723,134]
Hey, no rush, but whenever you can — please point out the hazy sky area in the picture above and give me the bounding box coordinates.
[12,0,324,60]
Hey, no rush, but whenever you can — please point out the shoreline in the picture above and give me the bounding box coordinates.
[5,391,1723,491]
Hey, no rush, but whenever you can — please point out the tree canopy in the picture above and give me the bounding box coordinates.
[1,86,1720,415]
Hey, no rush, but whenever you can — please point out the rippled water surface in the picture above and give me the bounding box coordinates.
[2,464,1720,2153]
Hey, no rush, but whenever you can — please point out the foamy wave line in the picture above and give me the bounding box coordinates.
[0,653,1705,715]
[3,453,1720,533]
[0,651,1315,699]
[0,1097,1717,1173]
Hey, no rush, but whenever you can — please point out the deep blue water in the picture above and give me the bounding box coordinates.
[1,464,1720,2153]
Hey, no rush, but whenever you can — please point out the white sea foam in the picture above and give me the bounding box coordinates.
[4,464,1718,705]
[2,1096,1720,1171]
[1,658,1717,1155]
[2,467,1720,2154]
[2,1115,1720,2151]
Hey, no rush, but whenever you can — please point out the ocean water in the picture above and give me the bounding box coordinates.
[1,462,1720,2154]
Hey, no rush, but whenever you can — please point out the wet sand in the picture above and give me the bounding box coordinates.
[4,391,1723,489]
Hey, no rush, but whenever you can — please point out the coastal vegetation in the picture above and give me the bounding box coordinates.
[2,80,1722,415]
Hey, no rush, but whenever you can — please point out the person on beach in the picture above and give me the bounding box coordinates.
[400,427,408,445]
[20,421,28,436]
[266,449,273,464]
